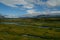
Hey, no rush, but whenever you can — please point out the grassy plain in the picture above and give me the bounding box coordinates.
[0,18,60,40]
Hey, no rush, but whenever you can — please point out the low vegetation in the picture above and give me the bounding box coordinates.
[0,18,60,40]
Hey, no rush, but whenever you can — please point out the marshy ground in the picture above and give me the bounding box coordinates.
[0,18,60,40]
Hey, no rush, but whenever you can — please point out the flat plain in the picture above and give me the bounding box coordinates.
[0,18,60,40]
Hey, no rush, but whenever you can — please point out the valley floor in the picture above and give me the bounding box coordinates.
[0,18,60,40]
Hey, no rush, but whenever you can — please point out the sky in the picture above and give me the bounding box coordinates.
[0,0,60,18]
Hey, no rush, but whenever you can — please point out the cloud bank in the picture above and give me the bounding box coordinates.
[1,0,60,8]
[0,0,60,17]
[0,0,34,9]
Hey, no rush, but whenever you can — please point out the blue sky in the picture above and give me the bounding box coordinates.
[0,0,60,18]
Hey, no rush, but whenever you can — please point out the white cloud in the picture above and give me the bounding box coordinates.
[23,10,41,17]
[25,0,45,5]
[27,9,60,16]
[50,11,60,14]
[27,10,35,14]
[5,14,18,18]
[26,0,60,7]
[1,0,60,8]
[27,10,41,14]
[0,0,48,9]
[46,0,60,7]
[23,9,54,17]
[0,0,34,8]
[0,0,60,17]
[23,4,34,9]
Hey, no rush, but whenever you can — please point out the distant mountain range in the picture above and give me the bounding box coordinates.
[35,14,60,18]
[0,13,60,18]
[20,13,60,18]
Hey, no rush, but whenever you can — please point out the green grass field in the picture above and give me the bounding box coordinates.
[0,18,60,40]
